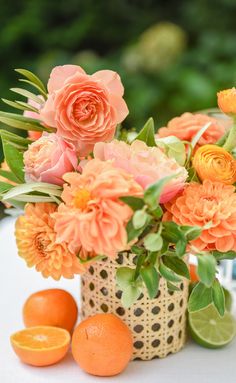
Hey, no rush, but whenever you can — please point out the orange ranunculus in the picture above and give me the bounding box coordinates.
[192,144,236,185]
[163,180,236,253]
[217,88,236,115]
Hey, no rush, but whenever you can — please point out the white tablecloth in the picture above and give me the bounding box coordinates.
[0,217,236,383]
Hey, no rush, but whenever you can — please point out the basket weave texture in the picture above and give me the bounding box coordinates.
[81,252,189,360]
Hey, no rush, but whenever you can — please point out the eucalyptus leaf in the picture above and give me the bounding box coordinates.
[159,262,182,283]
[144,174,176,210]
[162,255,190,279]
[188,282,213,312]
[121,285,142,308]
[132,210,149,229]
[140,265,159,299]
[120,196,145,211]
[197,254,216,287]
[116,267,135,289]
[134,117,156,147]
[2,182,62,201]
[213,250,236,261]
[212,279,225,317]
[156,136,186,165]
[144,233,163,252]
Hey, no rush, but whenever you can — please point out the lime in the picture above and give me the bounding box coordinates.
[223,287,233,312]
[189,304,236,349]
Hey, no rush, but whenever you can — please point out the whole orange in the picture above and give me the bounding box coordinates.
[23,289,78,333]
[72,313,133,377]
[189,264,199,283]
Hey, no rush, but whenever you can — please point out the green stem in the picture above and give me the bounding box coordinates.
[223,119,236,152]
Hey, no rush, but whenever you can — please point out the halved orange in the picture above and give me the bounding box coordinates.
[10,326,70,367]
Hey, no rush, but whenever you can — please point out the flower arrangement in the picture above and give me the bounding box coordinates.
[0,65,236,323]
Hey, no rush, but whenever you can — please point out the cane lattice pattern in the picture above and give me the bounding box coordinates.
[81,252,189,360]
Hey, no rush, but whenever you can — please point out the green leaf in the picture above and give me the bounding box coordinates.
[167,281,181,292]
[162,221,185,243]
[176,238,187,257]
[149,205,163,219]
[134,117,156,147]
[10,194,59,203]
[0,170,19,183]
[188,282,213,312]
[10,87,45,105]
[159,261,182,283]
[120,196,145,211]
[131,245,145,255]
[144,174,176,210]
[212,279,225,317]
[156,136,186,165]
[144,233,163,252]
[140,265,159,299]
[116,267,135,289]
[126,215,151,243]
[15,68,47,93]
[187,121,212,160]
[19,79,47,99]
[0,181,14,194]
[2,182,62,201]
[1,98,39,113]
[180,225,202,241]
[162,255,190,279]
[0,130,32,147]
[121,285,142,308]
[2,141,24,183]
[213,250,236,261]
[0,111,45,132]
[132,210,149,229]
[197,254,216,287]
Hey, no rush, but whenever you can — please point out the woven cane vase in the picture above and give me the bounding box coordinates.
[80,252,189,361]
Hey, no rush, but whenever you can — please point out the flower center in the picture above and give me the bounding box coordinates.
[74,189,91,210]
[35,235,50,256]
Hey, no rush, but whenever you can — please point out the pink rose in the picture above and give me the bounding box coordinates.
[40,65,129,156]
[23,133,78,185]
[94,140,188,203]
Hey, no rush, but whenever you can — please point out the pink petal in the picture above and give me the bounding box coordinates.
[40,94,56,127]
[109,94,129,124]
[48,65,85,93]
[92,70,124,96]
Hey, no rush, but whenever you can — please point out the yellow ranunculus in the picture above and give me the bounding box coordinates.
[193,144,236,185]
[217,88,236,115]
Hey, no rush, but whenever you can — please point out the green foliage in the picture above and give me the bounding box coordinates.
[196,254,216,287]
[188,283,213,312]
[134,117,156,147]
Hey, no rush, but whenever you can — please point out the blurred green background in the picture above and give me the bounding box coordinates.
[0,0,236,143]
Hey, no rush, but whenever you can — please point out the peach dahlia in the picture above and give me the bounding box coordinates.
[164,180,236,253]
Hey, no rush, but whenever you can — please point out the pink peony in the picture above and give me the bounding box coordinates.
[94,140,188,203]
[53,159,143,257]
[40,65,129,156]
[23,133,78,185]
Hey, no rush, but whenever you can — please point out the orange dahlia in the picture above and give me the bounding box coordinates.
[164,180,236,253]
[158,112,225,147]
[15,203,86,280]
[217,88,236,115]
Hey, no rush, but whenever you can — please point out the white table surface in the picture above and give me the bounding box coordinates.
[0,216,236,383]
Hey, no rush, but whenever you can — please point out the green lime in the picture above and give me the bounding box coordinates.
[189,304,236,349]
[223,287,233,312]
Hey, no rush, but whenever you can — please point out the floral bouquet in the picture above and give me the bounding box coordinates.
[0,66,236,360]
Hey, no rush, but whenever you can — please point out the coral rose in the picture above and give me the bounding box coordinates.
[164,180,236,253]
[53,159,143,257]
[217,88,236,115]
[193,144,236,185]
[23,133,78,186]
[40,65,129,156]
[15,203,86,280]
[94,140,188,203]
[158,113,225,148]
